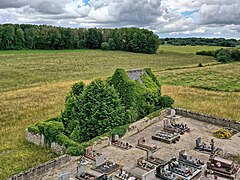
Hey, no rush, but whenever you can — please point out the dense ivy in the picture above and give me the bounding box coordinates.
[29,69,174,156]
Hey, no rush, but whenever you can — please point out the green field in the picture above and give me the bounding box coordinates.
[0,46,239,179]
[156,62,240,92]
[158,45,223,53]
[0,50,214,92]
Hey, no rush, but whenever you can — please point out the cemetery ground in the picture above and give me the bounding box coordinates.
[42,115,240,179]
[0,46,240,179]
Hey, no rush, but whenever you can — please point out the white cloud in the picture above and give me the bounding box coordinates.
[0,0,239,38]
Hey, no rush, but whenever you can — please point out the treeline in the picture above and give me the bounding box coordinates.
[161,38,239,47]
[0,24,159,54]
[196,48,240,63]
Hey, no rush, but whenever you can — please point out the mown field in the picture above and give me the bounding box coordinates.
[0,46,239,179]
[158,45,224,53]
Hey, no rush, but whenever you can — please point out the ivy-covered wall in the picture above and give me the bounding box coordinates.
[28,68,173,156]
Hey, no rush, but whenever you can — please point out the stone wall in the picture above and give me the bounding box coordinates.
[93,137,110,150]
[25,129,64,154]
[25,129,45,146]
[122,109,169,139]
[175,108,240,131]
[9,155,71,180]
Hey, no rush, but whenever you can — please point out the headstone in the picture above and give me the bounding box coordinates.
[142,169,155,180]
[147,149,153,159]
[96,154,105,167]
[112,134,120,142]
[77,162,86,176]
[196,137,201,147]
[59,172,70,180]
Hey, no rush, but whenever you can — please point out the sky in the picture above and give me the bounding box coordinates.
[0,0,239,38]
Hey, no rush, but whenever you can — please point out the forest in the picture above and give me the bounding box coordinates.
[0,24,159,54]
[162,37,240,47]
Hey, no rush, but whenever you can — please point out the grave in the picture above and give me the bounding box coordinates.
[178,150,204,169]
[111,134,133,150]
[92,154,119,174]
[136,137,159,152]
[194,137,221,155]
[115,170,141,180]
[59,172,70,180]
[137,157,156,171]
[207,154,239,180]
[152,130,180,144]
[84,146,102,161]
[155,157,204,180]
[76,160,105,180]
[163,119,190,135]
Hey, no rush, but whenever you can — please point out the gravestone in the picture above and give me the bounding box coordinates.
[96,154,105,167]
[59,172,70,180]
[112,134,120,142]
[142,169,155,180]
[77,162,86,176]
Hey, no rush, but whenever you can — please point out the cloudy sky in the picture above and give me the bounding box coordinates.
[0,0,239,38]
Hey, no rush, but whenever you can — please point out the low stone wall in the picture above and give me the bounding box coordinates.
[175,108,240,131]
[93,137,110,150]
[122,109,169,139]
[25,129,45,146]
[26,129,64,154]
[9,155,71,180]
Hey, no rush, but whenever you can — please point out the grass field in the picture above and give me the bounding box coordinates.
[158,45,223,53]
[156,62,240,92]
[0,46,239,179]
[0,50,214,92]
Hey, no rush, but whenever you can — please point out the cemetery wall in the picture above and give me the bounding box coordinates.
[25,128,64,154]
[175,108,240,131]
[8,155,71,180]
[122,109,169,139]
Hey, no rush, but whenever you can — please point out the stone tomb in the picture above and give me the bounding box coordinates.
[84,146,102,161]
[207,154,239,180]
[136,137,159,153]
[92,154,119,175]
[59,172,70,180]
[194,137,222,155]
[155,157,204,180]
[111,134,133,150]
[152,130,180,144]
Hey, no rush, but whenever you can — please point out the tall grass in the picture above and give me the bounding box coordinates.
[156,62,240,92]
[162,85,240,121]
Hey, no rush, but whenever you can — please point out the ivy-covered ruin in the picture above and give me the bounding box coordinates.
[28,68,174,155]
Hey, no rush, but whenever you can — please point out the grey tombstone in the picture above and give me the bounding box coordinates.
[112,134,120,142]
[96,154,105,167]
[77,161,87,176]
[59,172,70,180]
[142,169,155,180]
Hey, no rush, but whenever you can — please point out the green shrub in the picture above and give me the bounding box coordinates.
[157,95,174,108]
[101,42,110,51]
[109,124,130,138]
[216,49,233,63]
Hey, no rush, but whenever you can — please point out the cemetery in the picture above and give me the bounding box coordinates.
[13,69,239,180]
[35,110,240,180]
